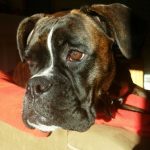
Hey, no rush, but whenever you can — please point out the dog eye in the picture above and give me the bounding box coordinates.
[24,56,36,67]
[26,60,35,67]
[67,50,85,62]
[24,53,37,67]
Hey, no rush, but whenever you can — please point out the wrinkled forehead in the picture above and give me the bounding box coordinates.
[27,12,97,47]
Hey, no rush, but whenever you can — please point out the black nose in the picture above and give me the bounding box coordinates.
[27,76,51,96]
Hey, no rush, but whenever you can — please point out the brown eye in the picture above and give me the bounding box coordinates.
[25,57,36,67]
[27,60,33,66]
[67,50,84,62]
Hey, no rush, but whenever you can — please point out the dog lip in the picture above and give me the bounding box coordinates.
[23,118,35,129]
[27,120,60,132]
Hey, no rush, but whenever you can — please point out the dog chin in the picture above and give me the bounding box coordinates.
[27,120,60,132]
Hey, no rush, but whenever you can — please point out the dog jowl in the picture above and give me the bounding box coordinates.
[17,3,147,132]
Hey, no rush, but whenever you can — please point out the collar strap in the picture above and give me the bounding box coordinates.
[113,96,150,114]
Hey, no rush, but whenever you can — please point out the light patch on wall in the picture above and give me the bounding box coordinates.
[130,69,144,88]
[144,74,150,90]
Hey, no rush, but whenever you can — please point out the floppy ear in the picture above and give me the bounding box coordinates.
[16,14,45,61]
[82,3,147,59]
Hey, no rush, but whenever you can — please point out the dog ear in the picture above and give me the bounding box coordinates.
[82,3,147,59]
[16,14,45,61]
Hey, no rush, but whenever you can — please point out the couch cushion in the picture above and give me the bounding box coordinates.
[96,94,150,137]
[0,71,49,137]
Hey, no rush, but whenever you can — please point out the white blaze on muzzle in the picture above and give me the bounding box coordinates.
[47,26,55,72]
[31,26,55,78]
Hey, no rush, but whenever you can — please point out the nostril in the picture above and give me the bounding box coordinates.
[35,84,43,94]
[28,77,51,96]
[35,83,51,94]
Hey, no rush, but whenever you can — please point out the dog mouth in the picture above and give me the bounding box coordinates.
[23,94,96,132]
[23,107,60,132]
[27,119,60,132]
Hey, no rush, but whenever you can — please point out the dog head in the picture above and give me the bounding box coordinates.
[17,3,146,132]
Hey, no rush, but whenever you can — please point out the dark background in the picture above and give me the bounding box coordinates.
[0,0,150,87]
[0,0,150,22]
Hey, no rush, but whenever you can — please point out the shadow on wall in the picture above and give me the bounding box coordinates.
[0,14,24,73]
[25,0,150,23]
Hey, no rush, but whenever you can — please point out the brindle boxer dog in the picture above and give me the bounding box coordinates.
[17,3,148,132]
